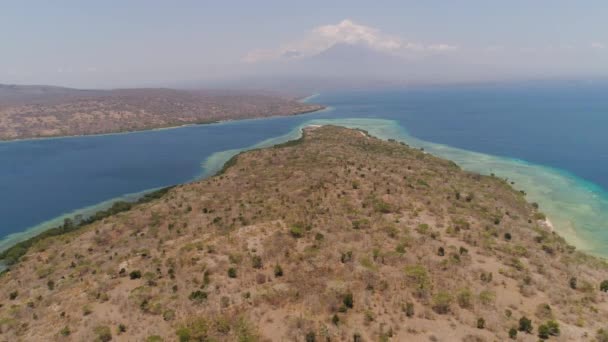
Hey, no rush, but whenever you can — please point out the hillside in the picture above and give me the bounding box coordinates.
[0,86,324,140]
[1,126,608,341]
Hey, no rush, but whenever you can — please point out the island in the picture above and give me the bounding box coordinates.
[0,85,324,140]
[0,126,607,341]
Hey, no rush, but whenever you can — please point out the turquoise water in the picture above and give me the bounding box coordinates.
[2,84,608,256]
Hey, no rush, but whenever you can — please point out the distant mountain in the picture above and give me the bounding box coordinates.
[289,43,408,78]
[0,84,102,105]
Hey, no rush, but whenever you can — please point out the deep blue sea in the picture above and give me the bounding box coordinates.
[2,82,608,255]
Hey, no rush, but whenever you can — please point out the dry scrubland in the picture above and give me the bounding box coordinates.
[0,88,323,140]
[1,126,608,341]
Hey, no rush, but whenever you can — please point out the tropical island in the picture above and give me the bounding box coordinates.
[0,85,324,141]
[1,125,607,341]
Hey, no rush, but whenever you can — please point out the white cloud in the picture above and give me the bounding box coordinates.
[243,19,458,63]
[591,42,606,49]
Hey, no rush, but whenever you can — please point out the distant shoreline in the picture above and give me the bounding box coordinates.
[0,103,326,144]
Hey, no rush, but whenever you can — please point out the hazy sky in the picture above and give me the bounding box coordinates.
[2,1,607,88]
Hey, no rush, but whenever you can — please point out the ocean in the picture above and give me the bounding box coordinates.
[1,82,608,255]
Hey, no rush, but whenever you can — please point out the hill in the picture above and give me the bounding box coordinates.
[0,126,607,341]
[0,86,323,140]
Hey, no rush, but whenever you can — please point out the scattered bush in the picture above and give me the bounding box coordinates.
[569,277,577,289]
[60,326,70,336]
[432,291,453,314]
[508,328,517,339]
[9,291,18,300]
[118,324,127,334]
[597,328,608,342]
[404,265,430,298]
[176,318,208,342]
[305,331,316,342]
[477,318,485,329]
[457,288,473,309]
[93,325,112,342]
[228,267,237,278]
[518,316,533,334]
[129,270,142,279]
[274,264,283,277]
[343,292,354,309]
[189,290,208,303]
[405,302,415,317]
[601,280,608,292]
[251,255,263,269]
[289,225,304,238]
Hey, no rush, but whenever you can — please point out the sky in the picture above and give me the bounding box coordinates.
[2,0,607,88]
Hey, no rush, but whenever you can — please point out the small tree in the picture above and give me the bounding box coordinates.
[518,316,533,334]
[129,270,142,279]
[405,302,415,317]
[569,277,577,289]
[546,320,560,336]
[538,324,550,339]
[508,328,517,339]
[251,255,263,269]
[274,264,283,277]
[343,293,354,309]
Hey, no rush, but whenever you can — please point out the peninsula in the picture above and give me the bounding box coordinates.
[1,126,607,341]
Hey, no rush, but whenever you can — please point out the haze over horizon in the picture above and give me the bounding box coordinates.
[2,1,608,89]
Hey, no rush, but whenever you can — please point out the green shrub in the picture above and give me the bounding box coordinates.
[508,328,517,339]
[456,288,473,309]
[432,291,453,314]
[228,267,237,278]
[343,292,354,309]
[569,277,577,289]
[189,290,208,303]
[274,264,283,277]
[129,270,142,279]
[545,320,560,336]
[251,255,263,269]
[289,225,304,238]
[538,324,549,339]
[405,302,415,317]
[404,265,430,298]
[176,318,208,342]
[518,316,533,334]
[93,325,112,342]
[146,336,164,342]
[600,280,608,292]
[60,326,70,336]
[477,318,485,329]
[597,329,608,342]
